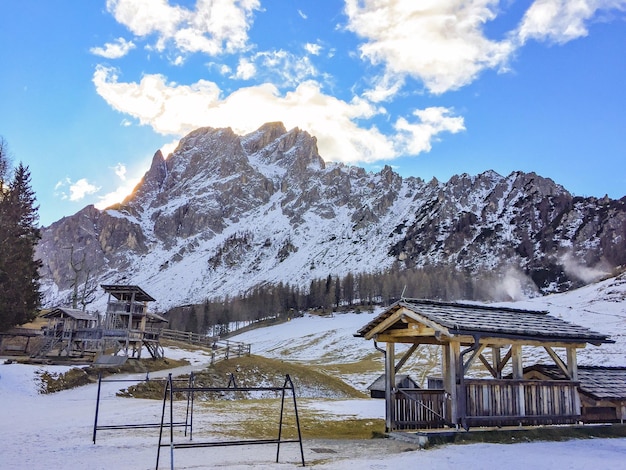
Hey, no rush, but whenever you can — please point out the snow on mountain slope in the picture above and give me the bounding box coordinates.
[497,272,626,367]
[231,274,626,391]
[36,123,626,312]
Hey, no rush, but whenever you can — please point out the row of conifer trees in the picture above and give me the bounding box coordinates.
[166,263,518,334]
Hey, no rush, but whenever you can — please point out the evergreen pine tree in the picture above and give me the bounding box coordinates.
[0,159,42,331]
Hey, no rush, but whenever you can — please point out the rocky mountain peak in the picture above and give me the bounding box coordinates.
[35,123,626,311]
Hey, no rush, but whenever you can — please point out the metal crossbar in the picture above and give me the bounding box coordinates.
[92,372,194,444]
[156,373,305,469]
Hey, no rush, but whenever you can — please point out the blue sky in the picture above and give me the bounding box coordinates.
[0,1,625,227]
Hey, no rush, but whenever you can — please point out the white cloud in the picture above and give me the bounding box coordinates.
[93,65,222,136]
[344,0,515,94]
[106,0,260,57]
[363,72,405,103]
[344,0,626,95]
[69,179,100,201]
[55,178,100,202]
[160,139,180,159]
[95,177,141,210]
[394,107,465,155]
[93,66,464,164]
[517,0,626,45]
[113,163,127,180]
[297,9,307,20]
[304,42,322,55]
[95,161,146,210]
[90,37,135,59]
[235,58,256,80]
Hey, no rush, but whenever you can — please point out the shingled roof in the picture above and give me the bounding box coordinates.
[525,364,626,400]
[356,299,612,345]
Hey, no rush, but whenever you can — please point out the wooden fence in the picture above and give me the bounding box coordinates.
[160,328,251,365]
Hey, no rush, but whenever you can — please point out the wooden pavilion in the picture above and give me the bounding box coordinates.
[356,299,613,431]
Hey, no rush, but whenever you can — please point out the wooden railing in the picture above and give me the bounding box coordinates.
[463,379,580,427]
[392,389,448,430]
[390,380,581,431]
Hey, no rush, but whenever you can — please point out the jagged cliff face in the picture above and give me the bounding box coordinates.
[36,122,626,311]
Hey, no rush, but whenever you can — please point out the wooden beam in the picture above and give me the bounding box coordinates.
[492,347,502,379]
[400,309,452,337]
[395,344,419,374]
[497,347,512,376]
[374,333,445,345]
[363,309,404,340]
[511,344,523,379]
[463,343,487,375]
[380,326,436,337]
[478,353,498,378]
[544,346,570,379]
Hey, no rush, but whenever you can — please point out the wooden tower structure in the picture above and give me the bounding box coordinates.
[101,284,167,359]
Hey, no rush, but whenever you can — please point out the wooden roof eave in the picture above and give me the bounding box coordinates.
[451,328,608,348]
[363,306,451,341]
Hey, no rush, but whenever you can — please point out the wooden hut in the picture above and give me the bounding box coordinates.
[368,374,419,399]
[524,365,626,423]
[36,308,100,357]
[355,299,613,431]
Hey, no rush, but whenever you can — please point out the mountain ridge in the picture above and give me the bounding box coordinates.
[36,122,626,312]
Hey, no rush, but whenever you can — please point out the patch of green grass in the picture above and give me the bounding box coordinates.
[196,355,367,399]
[193,398,385,440]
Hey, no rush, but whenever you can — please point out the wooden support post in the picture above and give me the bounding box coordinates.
[443,341,460,426]
[511,344,525,418]
[567,347,581,418]
[492,347,502,378]
[566,347,578,380]
[385,342,395,432]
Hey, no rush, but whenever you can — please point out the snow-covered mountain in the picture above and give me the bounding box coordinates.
[36,122,626,312]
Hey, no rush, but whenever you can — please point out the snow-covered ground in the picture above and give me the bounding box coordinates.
[1,275,625,469]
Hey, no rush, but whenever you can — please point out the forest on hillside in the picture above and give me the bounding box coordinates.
[165,263,543,335]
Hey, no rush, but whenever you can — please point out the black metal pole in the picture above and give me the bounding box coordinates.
[169,373,174,470]
[155,374,170,469]
[92,371,103,444]
[288,375,305,467]
[276,375,287,463]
